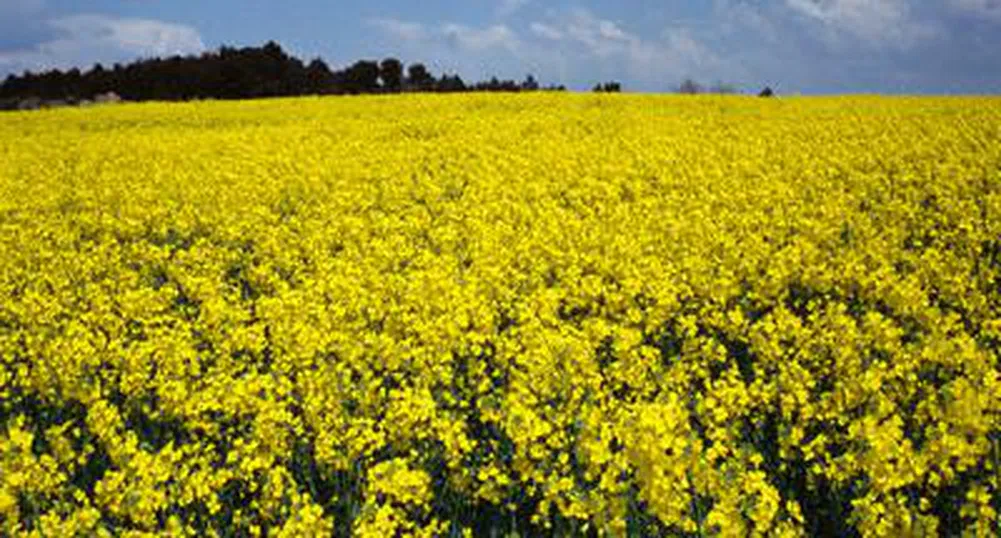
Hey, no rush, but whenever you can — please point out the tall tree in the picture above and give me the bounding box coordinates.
[379,58,403,92]
[343,60,380,94]
[406,63,434,91]
[305,58,334,94]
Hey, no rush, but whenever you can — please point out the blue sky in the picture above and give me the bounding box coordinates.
[1,0,999,94]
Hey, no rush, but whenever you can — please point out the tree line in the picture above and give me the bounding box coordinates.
[0,41,572,104]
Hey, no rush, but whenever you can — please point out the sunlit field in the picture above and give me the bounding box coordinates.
[2,93,1001,536]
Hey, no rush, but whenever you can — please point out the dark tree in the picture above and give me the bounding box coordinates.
[593,81,621,93]
[436,73,466,93]
[343,60,380,94]
[759,86,775,97]
[472,77,520,92]
[379,58,403,92]
[0,40,568,106]
[405,63,435,91]
[262,41,287,61]
[305,58,335,94]
[678,78,702,94]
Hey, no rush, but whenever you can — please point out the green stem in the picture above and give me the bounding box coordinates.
[993,432,1000,537]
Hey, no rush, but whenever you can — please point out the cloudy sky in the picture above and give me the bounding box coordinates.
[1,0,999,94]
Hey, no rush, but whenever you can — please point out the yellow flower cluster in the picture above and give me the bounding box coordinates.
[1,93,1000,536]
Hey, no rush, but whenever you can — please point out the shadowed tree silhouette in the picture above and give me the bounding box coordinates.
[343,60,380,94]
[0,40,574,108]
[379,58,403,93]
[405,63,435,92]
[592,81,621,92]
[305,58,335,94]
[436,73,467,93]
[678,78,702,94]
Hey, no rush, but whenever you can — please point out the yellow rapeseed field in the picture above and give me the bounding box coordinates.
[1,93,1001,536]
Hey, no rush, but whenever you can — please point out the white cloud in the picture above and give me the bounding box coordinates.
[949,0,1001,22]
[563,9,623,56]
[529,22,563,40]
[662,28,720,68]
[784,0,940,48]
[52,15,204,58]
[442,23,519,52]
[363,2,1001,93]
[597,20,630,42]
[369,18,520,53]
[552,8,726,79]
[368,8,735,90]
[0,14,204,72]
[712,0,781,42]
[367,17,429,42]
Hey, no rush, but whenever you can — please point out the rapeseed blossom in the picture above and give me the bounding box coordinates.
[1,93,1000,535]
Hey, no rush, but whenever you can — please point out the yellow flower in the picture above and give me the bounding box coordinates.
[2,92,1000,536]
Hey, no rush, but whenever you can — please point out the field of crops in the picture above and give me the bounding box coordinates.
[1,93,1001,536]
